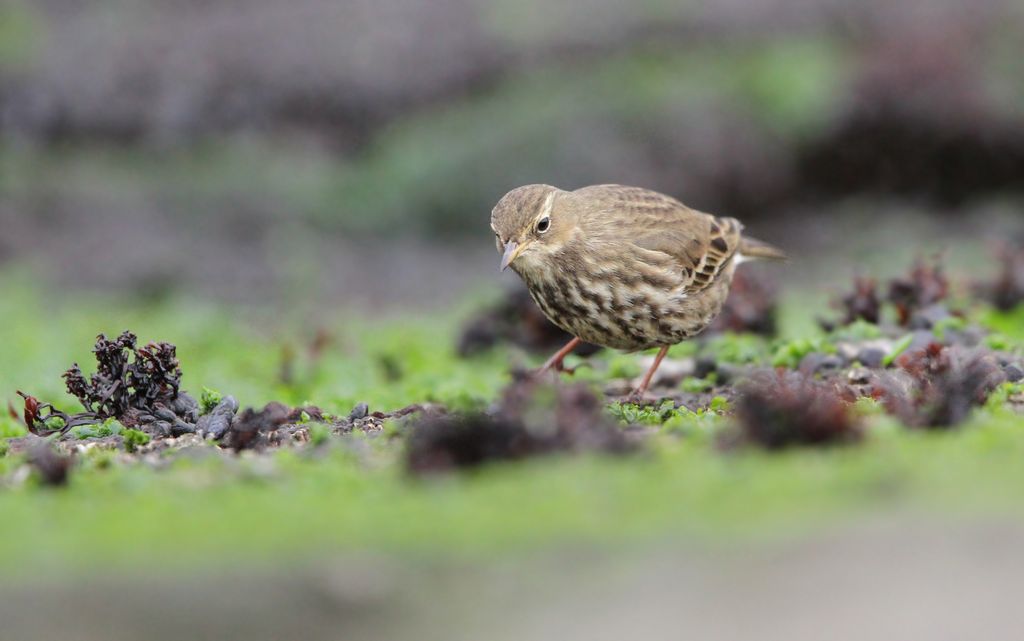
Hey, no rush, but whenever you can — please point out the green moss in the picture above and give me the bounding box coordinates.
[71,418,123,440]
[680,376,715,393]
[981,305,1024,341]
[770,337,836,369]
[200,387,224,414]
[883,334,915,367]
[0,415,27,439]
[122,429,151,453]
[607,400,678,425]
[661,398,729,436]
[0,1,42,69]
[0,274,1023,579]
[307,423,331,447]
[932,316,968,341]
[985,382,1024,412]
[702,333,771,365]
[828,319,883,342]
[985,333,1015,352]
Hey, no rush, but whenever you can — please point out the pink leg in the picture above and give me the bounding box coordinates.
[629,346,670,401]
[536,337,583,377]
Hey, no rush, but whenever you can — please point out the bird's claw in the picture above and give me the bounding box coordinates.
[624,389,654,405]
[533,364,571,379]
[534,359,590,379]
[554,360,591,376]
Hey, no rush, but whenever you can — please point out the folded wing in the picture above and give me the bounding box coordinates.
[573,184,742,293]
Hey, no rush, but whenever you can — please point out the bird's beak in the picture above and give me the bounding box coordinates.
[500,240,523,272]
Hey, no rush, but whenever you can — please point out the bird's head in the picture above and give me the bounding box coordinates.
[490,184,574,273]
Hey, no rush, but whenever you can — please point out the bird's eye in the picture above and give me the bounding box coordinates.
[536,217,551,234]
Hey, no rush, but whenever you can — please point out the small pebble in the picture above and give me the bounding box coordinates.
[149,420,172,437]
[153,407,178,422]
[856,347,886,369]
[198,396,239,439]
[350,403,370,420]
[799,353,844,376]
[847,368,872,385]
[170,418,196,437]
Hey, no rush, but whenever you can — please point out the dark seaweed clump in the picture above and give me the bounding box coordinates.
[17,331,329,448]
[979,241,1024,311]
[734,370,862,449]
[823,256,953,331]
[871,344,1005,429]
[824,275,882,329]
[406,379,633,475]
[224,402,324,452]
[20,331,198,436]
[63,331,187,418]
[887,257,950,328]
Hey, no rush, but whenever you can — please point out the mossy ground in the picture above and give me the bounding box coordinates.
[2,275,1024,578]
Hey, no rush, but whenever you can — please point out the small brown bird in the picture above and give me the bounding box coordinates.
[491,184,785,399]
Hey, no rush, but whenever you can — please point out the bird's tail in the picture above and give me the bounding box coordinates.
[738,236,787,261]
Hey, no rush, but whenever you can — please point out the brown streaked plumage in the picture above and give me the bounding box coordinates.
[490,183,786,399]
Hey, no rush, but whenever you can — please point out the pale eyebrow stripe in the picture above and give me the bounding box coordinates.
[535,190,556,224]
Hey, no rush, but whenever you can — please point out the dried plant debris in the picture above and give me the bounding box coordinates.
[821,257,961,333]
[196,396,240,440]
[978,240,1024,311]
[458,285,602,357]
[406,379,633,475]
[708,268,779,336]
[886,256,951,328]
[64,332,195,421]
[17,331,201,437]
[733,370,862,450]
[224,402,323,452]
[821,275,881,330]
[870,344,1006,429]
[14,331,396,455]
[16,391,93,436]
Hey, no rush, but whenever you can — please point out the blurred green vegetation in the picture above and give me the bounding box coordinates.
[0,276,510,417]
[339,39,845,233]
[0,38,846,236]
[0,1,40,70]
[3,390,1024,578]
[2,272,1024,577]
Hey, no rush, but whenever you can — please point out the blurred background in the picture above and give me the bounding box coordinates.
[3,3,1024,640]
[2,0,1023,310]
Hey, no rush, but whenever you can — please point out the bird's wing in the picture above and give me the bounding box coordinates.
[573,185,742,293]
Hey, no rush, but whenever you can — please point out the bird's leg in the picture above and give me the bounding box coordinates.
[627,346,670,403]
[536,337,583,377]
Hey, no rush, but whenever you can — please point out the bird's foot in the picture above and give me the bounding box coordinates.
[533,360,575,379]
[551,360,592,376]
[624,388,655,405]
[534,337,586,380]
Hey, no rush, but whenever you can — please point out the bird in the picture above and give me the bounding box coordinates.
[490,184,786,400]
